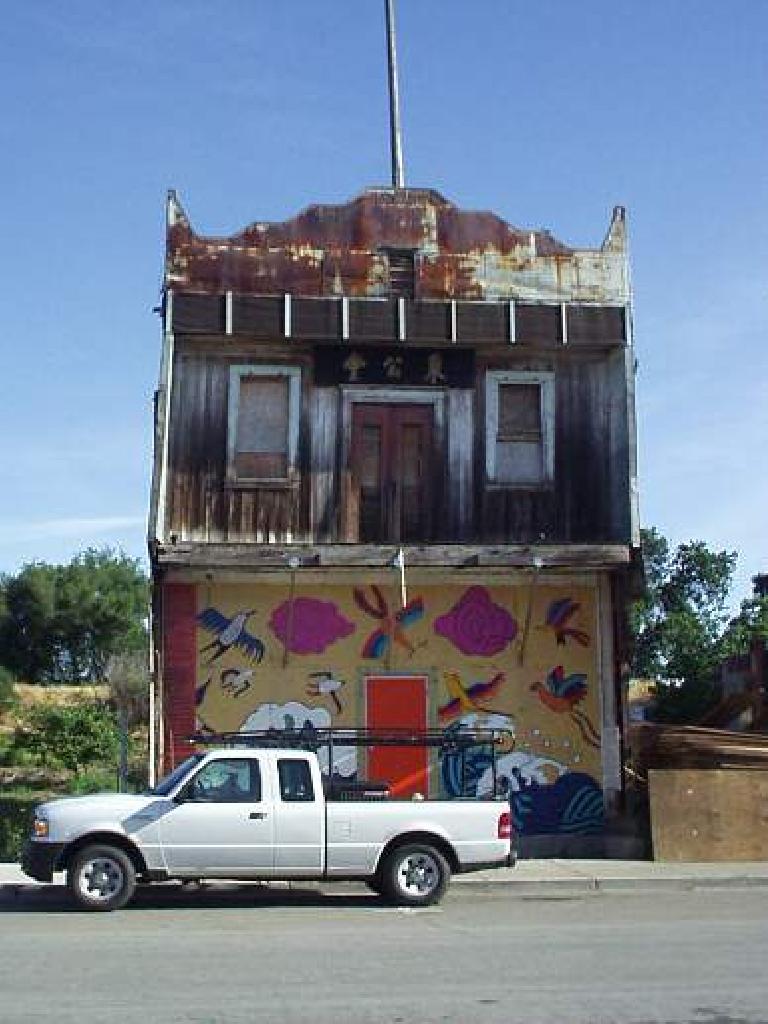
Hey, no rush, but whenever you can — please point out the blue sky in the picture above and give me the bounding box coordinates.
[1,1,765,606]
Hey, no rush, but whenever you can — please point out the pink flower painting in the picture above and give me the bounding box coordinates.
[434,587,518,657]
[269,597,355,655]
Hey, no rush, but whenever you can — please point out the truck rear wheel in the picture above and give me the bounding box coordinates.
[380,843,450,907]
[67,844,136,912]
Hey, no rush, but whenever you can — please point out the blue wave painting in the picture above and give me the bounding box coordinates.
[441,749,604,836]
[511,773,604,835]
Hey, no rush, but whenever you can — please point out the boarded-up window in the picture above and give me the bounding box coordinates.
[234,376,289,479]
[498,384,541,438]
[486,372,554,485]
[228,366,301,483]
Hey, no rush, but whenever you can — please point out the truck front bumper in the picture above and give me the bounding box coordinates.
[21,840,66,883]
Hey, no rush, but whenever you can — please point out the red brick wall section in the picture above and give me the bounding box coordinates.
[162,582,198,772]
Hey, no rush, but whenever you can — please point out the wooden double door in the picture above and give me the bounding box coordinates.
[351,404,434,543]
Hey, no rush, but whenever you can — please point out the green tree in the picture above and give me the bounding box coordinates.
[722,594,768,661]
[0,567,58,683]
[630,528,737,722]
[0,549,148,683]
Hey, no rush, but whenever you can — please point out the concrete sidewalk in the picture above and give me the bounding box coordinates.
[4,860,768,896]
[456,859,768,893]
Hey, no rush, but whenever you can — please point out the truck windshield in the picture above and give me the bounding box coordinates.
[146,754,205,796]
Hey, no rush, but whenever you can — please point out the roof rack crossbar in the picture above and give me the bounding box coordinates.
[186,726,513,751]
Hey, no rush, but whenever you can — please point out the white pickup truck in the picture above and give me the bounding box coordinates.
[21,745,514,911]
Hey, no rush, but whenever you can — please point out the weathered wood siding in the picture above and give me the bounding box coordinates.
[478,350,630,544]
[165,342,631,547]
[309,387,339,542]
[446,389,474,541]
[166,349,307,543]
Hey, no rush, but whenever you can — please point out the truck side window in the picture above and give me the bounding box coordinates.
[277,759,314,802]
[186,758,261,803]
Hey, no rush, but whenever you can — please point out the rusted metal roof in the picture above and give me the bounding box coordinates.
[166,187,629,304]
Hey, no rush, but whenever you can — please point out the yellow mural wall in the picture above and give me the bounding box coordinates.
[193,578,602,796]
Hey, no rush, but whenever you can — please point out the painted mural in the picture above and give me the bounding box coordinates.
[192,578,603,835]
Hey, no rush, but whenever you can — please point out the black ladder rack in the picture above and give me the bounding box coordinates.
[186,726,514,799]
[188,726,512,751]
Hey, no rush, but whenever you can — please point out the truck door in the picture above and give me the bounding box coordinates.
[273,756,324,874]
[158,756,274,875]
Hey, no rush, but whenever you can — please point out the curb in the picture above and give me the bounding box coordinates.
[453,873,768,894]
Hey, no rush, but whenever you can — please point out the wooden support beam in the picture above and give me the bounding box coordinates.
[155,542,631,571]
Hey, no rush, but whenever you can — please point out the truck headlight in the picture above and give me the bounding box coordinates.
[32,816,49,839]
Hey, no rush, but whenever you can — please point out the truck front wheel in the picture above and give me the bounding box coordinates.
[380,843,450,907]
[67,844,136,912]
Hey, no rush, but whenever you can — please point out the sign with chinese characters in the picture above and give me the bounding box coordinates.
[313,346,475,388]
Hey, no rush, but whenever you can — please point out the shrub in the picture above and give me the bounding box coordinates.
[0,793,56,862]
[68,766,118,795]
[10,701,119,773]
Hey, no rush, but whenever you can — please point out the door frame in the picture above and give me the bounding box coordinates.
[340,388,446,543]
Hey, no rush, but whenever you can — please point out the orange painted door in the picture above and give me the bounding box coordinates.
[365,675,429,798]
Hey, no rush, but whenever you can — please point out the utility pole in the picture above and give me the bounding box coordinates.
[385,0,405,189]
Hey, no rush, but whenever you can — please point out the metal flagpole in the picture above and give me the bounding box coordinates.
[385,0,406,188]
[396,547,407,608]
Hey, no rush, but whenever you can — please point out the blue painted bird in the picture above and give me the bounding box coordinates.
[542,598,590,647]
[197,607,265,665]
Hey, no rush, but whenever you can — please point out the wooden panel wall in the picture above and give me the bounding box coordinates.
[479,350,630,544]
[309,388,339,541]
[446,390,474,541]
[165,344,631,547]
[554,355,613,542]
[166,351,305,543]
[650,769,768,862]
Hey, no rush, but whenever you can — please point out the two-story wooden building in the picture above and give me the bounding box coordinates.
[149,185,640,850]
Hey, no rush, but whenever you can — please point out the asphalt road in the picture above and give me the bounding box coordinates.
[1,882,768,1024]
